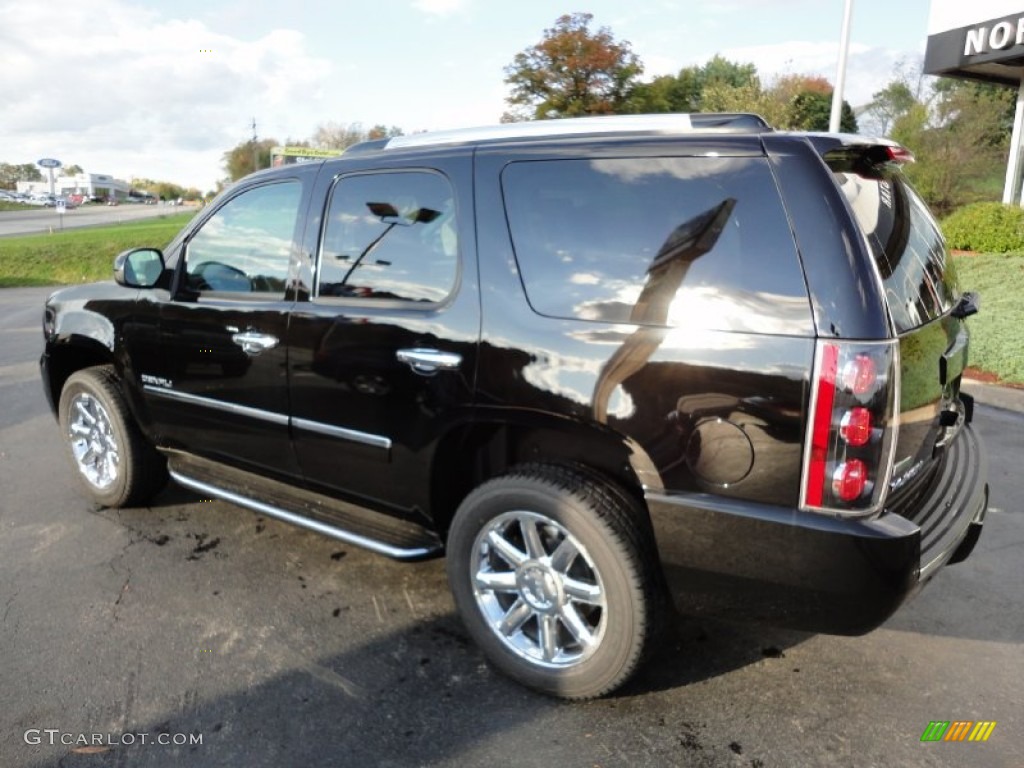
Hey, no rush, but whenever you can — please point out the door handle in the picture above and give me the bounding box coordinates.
[231,330,279,356]
[396,348,462,375]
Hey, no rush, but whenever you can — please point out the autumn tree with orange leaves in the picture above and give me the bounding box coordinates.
[503,13,643,121]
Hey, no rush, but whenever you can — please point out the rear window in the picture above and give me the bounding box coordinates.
[833,170,957,333]
[500,156,812,335]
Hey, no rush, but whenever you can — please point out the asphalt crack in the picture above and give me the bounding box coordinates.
[2,590,17,625]
[109,535,140,621]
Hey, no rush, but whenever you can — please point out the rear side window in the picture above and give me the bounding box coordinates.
[317,170,458,303]
[833,171,956,333]
[501,156,812,335]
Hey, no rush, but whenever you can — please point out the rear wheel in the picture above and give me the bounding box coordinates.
[58,366,167,508]
[446,464,663,699]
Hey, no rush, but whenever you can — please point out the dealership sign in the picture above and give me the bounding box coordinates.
[37,158,61,169]
[963,17,1024,54]
[925,2,1024,85]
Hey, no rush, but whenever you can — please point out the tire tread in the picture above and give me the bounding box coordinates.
[60,365,167,507]
[448,462,666,699]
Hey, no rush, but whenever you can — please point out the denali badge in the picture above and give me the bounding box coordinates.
[140,374,173,389]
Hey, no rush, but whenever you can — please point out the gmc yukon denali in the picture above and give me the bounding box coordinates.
[41,114,989,698]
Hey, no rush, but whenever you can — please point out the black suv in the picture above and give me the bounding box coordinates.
[41,114,988,698]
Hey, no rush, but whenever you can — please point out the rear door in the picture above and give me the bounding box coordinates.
[832,163,969,489]
[287,154,479,518]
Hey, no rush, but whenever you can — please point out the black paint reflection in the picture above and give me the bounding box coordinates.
[593,198,735,422]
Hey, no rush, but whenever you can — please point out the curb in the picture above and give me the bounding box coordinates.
[962,378,1024,414]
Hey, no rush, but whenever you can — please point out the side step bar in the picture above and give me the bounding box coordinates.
[166,454,443,561]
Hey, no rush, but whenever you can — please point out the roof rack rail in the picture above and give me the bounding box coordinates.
[383,113,771,150]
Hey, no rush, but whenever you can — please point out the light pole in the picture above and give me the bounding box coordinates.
[251,117,258,174]
[830,0,854,133]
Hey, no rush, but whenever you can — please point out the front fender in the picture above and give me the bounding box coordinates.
[41,282,138,417]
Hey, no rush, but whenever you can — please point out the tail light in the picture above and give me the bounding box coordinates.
[801,340,899,516]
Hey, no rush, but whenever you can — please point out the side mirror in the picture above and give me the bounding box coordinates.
[114,247,165,288]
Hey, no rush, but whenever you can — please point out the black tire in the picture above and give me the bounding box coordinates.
[58,365,167,508]
[446,463,664,699]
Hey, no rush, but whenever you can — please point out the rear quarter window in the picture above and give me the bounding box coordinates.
[500,156,813,335]
[833,170,957,333]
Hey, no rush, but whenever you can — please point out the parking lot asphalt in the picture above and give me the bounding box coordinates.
[1,286,1022,768]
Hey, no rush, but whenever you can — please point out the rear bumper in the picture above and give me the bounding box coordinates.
[647,424,987,635]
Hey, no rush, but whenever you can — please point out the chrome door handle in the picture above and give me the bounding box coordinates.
[396,348,462,375]
[231,331,279,356]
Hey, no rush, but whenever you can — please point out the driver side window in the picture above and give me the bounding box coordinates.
[185,181,302,294]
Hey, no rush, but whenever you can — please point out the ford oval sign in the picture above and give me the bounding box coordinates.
[37,158,61,168]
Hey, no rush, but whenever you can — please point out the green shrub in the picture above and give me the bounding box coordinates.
[941,202,1024,253]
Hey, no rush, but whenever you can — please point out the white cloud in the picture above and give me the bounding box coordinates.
[0,0,333,191]
[412,0,468,16]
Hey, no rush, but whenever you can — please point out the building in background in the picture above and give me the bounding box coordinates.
[925,1,1024,204]
[17,172,131,202]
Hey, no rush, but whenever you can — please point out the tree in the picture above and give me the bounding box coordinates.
[132,177,187,201]
[881,70,1015,214]
[0,162,42,189]
[312,122,367,150]
[222,138,278,182]
[627,55,758,114]
[367,125,404,140]
[700,81,789,126]
[504,13,643,120]
[864,80,917,136]
[63,164,84,176]
[788,90,858,132]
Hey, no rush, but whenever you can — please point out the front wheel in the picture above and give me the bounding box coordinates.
[446,464,664,699]
[58,366,167,508]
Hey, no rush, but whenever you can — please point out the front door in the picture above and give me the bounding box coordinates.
[141,179,306,478]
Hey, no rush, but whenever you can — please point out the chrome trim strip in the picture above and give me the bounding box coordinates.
[142,385,391,450]
[169,470,438,560]
[142,385,289,426]
[291,417,392,451]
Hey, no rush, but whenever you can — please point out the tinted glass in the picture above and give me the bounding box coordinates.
[834,171,956,333]
[318,171,457,303]
[186,181,301,294]
[501,157,811,334]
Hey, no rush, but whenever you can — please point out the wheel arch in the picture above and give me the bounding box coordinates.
[43,336,118,417]
[429,409,661,540]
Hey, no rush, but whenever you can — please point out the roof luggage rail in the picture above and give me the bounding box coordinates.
[379,113,772,150]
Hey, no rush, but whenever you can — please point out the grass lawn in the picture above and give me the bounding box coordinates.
[0,213,194,287]
[954,253,1024,384]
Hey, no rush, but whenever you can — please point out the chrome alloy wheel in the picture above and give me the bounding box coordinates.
[470,510,607,668]
[67,392,120,490]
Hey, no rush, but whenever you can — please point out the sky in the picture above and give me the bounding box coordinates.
[0,0,936,192]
